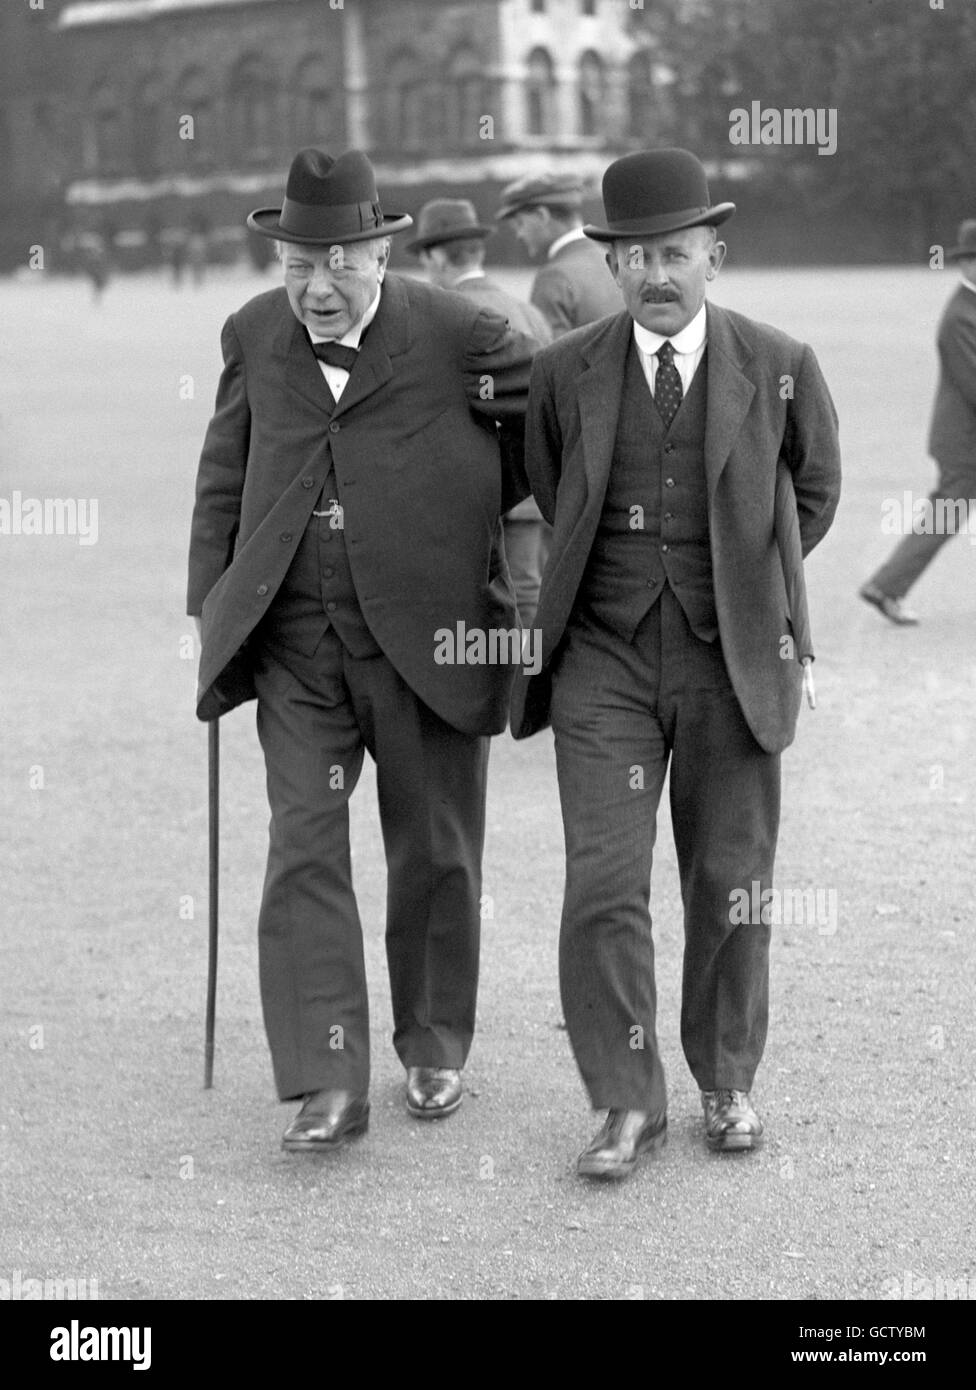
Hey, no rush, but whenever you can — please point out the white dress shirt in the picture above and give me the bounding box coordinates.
[961,273,976,295]
[308,287,381,400]
[633,302,708,398]
[547,227,587,260]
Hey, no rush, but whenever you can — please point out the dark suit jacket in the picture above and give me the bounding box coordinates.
[510,302,842,754]
[928,282,976,474]
[187,273,532,735]
[531,234,623,338]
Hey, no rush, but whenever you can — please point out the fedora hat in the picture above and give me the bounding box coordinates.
[946,219,976,260]
[405,199,493,255]
[583,148,735,243]
[247,148,413,245]
[496,173,584,221]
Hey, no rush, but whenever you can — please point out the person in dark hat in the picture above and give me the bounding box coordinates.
[408,198,552,629]
[510,148,842,1179]
[187,149,534,1153]
[859,219,976,623]
[496,172,621,338]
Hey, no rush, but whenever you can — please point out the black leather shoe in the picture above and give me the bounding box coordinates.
[281,1089,369,1152]
[405,1067,462,1119]
[701,1089,763,1152]
[576,1109,667,1180]
[859,583,919,626]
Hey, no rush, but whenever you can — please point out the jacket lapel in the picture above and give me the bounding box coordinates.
[703,302,756,497]
[576,312,633,500]
[331,274,411,418]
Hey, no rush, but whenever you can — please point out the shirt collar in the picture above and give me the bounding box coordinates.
[960,273,976,295]
[453,269,486,285]
[633,301,708,358]
[547,227,586,260]
[308,286,382,347]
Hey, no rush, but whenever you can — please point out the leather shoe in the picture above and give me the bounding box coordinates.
[577,1109,667,1180]
[281,1089,369,1152]
[701,1089,763,1152]
[405,1067,462,1119]
[859,583,919,626]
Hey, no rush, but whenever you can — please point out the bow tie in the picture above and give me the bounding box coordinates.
[311,340,360,372]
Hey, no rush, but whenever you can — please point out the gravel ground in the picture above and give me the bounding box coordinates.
[1,265,974,1302]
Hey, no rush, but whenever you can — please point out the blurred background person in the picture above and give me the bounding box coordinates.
[408,197,551,630]
[860,219,976,625]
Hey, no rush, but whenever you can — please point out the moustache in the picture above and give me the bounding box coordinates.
[641,291,680,304]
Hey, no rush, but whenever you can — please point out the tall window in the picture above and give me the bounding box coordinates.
[627,50,655,140]
[228,54,276,162]
[386,50,425,152]
[525,48,555,136]
[578,51,604,137]
[582,0,597,13]
[531,0,546,12]
[293,57,339,147]
[87,82,124,174]
[176,67,214,167]
[131,76,163,176]
[448,46,487,149]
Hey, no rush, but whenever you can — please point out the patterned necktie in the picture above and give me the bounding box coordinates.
[311,340,359,372]
[654,340,683,429]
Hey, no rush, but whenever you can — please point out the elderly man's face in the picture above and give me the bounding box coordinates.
[283,238,389,337]
[608,226,725,337]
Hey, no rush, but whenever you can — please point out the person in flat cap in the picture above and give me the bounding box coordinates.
[860,218,976,623]
[187,149,535,1154]
[496,171,621,338]
[409,198,552,628]
[510,148,841,1179]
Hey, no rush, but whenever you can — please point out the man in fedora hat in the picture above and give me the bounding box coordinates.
[860,218,976,624]
[187,149,534,1153]
[408,198,552,628]
[496,172,621,339]
[510,148,841,1179]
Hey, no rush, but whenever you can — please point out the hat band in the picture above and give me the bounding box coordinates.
[603,205,712,234]
[279,195,384,239]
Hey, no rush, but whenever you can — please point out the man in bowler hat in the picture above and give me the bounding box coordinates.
[187,150,533,1152]
[408,198,551,628]
[510,149,841,1178]
[860,218,976,624]
[496,172,621,338]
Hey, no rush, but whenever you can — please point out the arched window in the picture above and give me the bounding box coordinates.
[448,46,486,149]
[131,76,163,176]
[525,47,555,137]
[87,82,124,174]
[175,67,214,167]
[293,56,339,147]
[228,54,276,162]
[627,50,655,140]
[578,51,604,137]
[386,49,425,152]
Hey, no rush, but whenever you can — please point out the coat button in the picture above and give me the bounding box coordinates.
[302,477,314,488]
[329,422,340,434]
[326,601,337,613]
[660,544,669,553]
[665,477,675,487]
[663,513,673,521]
[664,443,675,454]
[257,583,269,596]
[323,567,334,578]
[280,532,292,543]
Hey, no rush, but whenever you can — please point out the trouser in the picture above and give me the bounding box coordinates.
[252,630,489,1101]
[869,461,976,598]
[549,586,781,1113]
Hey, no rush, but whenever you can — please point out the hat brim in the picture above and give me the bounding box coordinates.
[247,208,414,243]
[946,245,976,260]
[404,225,493,255]
[583,203,736,243]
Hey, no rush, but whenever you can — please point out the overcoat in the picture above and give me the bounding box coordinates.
[187,274,532,735]
[510,302,842,753]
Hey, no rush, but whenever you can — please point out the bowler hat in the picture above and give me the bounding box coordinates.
[405,199,493,255]
[946,219,976,260]
[496,173,584,221]
[583,148,734,243]
[247,148,413,245]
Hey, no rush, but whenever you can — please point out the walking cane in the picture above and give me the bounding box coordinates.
[204,717,219,1088]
